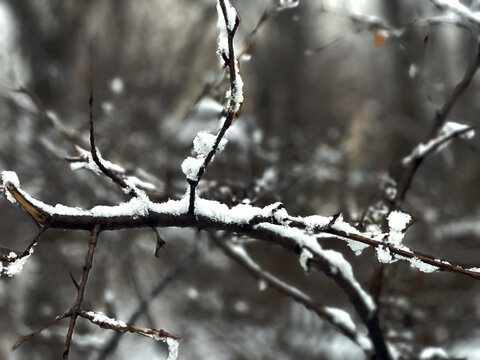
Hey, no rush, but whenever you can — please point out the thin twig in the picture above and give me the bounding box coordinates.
[395,41,480,205]
[14,87,80,149]
[79,310,181,341]
[88,93,139,198]
[0,226,47,262]
[97,243,200,360]
[13,311,71,350]
[188,0,243,215]
[63,224,101,359]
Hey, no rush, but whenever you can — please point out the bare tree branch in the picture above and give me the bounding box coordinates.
[88,93,142,198]
[13,312,71,350]
[97,243,200,360]
[63,224,101,360]
[395,41,480,205]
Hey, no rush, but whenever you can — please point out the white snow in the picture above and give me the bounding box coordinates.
[216,0,238,32]
[101,101,114,115]
[258,279,268,291]
[419,346,449,359]
[387,210,411,246]
[324,307,356,333]
[299,248,313,272]
[71,146,126,175]
[408,64,419,78]
[193,131,227,156]
[409,257,439,273]
[86,311,128,327]
[226,241,314,302]
[165,337,179,360]
[196,97,224,115]
[91,197,150,218]
[357,335,373,353]
[441,217,480,237]
[181,156,204,181]
[241,53,252,61]
[402,121,474,165]
[234,300,249,313]
[0,249,33,277]
[376,246,395,264]
[331,214,370,254]
[215,0,244,115]
[228,76,244,114]
[216,1,230,57]
[125,176,156,190]
[187,287,199,299]
[387,211,411,232]
[449,333,480,359]
[1,171,20,204]
[256,222,376,314]
[1,170,189,219]
[110,77,124,94]
[302,215,331,230]
[323,307,373,352]
[2,170,454,281]
[331,214,362,236]
[223,240,372,352]
[278,0,300,10]
[183,130,228,183]
[432,0,480,24]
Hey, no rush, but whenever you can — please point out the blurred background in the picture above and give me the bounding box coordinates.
[0,0,479,359]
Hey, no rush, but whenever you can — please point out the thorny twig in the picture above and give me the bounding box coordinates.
[63,224,101,360]
[6,88,165,199]
[88,93,141,198]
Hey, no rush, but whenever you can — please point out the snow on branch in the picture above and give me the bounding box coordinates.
[88,93,148,199]
[394,39,480,205]
[214,237,373,355]
[277,0,299,11]
[7,87,159,196]
[80,311,180,360]
[186,0,244,215]
[3,171,480,281]
[402,121,475,165]
[431,0,480,26]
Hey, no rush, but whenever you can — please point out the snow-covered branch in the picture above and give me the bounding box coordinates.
[186,0,244,215]
[80,311,180,360]
[395,39,480,205]
[3,171,480,280]
[213,237,373,355]
[402,121,475,165]
[431,0,480,27]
